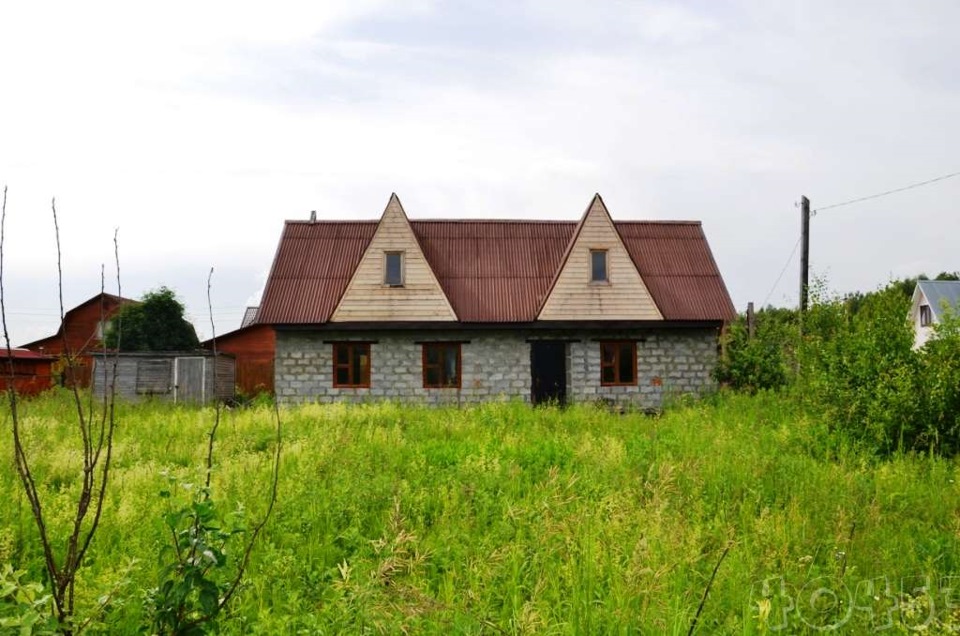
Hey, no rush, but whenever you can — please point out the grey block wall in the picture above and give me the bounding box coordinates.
[276,328,719,409]
[276,331,531,406]
[567,330,717,409]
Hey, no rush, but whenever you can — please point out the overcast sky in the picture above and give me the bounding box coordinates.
[1,1,958,344]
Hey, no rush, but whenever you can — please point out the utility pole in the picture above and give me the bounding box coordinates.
[746,301,756,340]
[799,196,810,313]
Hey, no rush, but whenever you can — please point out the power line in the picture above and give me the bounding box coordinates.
[814,169,960,213]
[761,236,802,309]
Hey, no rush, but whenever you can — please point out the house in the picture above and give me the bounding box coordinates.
[21,292,136,387]
[0,348,54,397]
[253,193,735,408]
[201,309,276,396]
[90,351,236,404]
[910,280,960,349]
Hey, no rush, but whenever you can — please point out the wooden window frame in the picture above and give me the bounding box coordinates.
[422,342,462,389]
[920,305,932,327]
[590,249,609,284]
[384,251,405,287]
[599,341,637,386]
[332,342,371,389]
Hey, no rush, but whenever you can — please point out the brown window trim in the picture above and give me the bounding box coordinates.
[332,342,371,389]
[599,341,637,387]
[422,342,462,389]
[590,248,609,283]
[384,251,405,287]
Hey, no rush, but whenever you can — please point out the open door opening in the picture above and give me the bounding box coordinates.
[530,341,567,406]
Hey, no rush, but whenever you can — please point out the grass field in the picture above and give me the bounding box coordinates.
[3,391,960,633]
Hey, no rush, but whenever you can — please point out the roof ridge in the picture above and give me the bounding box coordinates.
[287,218,703,225]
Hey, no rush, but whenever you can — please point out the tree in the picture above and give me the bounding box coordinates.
[106,287,199,351]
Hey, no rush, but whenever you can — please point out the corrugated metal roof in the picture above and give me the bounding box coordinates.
[255,222,377,324]
[412,221,573,322]
[2,348,52,360]
[255,217,735,324]
[240,306,259,328]
[616,222,737,321]
[918,280,960,320]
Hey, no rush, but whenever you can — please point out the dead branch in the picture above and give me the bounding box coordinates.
[687,540,733,636]
[1,186,62,622]
[180,266,282,632]
[2,191,122,634]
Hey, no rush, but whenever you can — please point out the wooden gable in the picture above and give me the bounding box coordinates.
[538,195,663,321]
[331,194,457,322]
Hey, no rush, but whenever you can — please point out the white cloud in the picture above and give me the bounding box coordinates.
[1,1,959,342]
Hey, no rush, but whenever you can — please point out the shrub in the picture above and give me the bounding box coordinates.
[714,308,794,392]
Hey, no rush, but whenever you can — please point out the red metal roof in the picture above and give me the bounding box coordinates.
[412,221,574,322]
[256,217,734,324]
[2,348,53,360]
[256,222,377,324]
[617,222,736,321]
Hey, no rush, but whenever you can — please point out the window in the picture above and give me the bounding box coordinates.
[590,249,608,283]
[422,343,461,388]
[333,342,371,388]
[920,305,932,327]
[95,319,113,340]
[384,252,404,286]
[600,341,636,386]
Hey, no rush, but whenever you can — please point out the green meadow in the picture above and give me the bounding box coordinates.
[3,391,960,634]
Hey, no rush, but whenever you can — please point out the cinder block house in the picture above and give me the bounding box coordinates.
[254,194,735,408]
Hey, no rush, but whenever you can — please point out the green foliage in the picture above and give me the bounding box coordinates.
[795,280,960,455]
[715,307,795,391]
[105,287,199,352]
[0,565,58,635]
[144,475,247,635]
[720,274,960,456]
[914,310,960,452]
[6,395,960,632]
[798,284,920,453]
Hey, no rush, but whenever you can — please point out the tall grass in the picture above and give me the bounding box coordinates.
[3,390,960,633]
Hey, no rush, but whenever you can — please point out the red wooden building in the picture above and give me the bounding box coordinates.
[0,348,54,396]
[21,292,136,387]
[202,322,275,396]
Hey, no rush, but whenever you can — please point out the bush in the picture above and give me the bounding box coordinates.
[714,307,794,392]
[915,311,960,452]
[797,283,960,455]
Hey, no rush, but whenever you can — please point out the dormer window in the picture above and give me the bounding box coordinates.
[590,249,608,283]
[920,305,932,327]
[384,252,404,286]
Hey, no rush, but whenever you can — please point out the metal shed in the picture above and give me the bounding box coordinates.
[91,352,235,404]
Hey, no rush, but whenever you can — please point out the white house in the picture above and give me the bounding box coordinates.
[910,280,960,349]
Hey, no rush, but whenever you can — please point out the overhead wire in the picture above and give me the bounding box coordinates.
[814,169,960,213]
[761,235,802,309]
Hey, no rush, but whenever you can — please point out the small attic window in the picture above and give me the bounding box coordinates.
[920,305,932,327]
[384,252,404,286]
[590,249,608,283]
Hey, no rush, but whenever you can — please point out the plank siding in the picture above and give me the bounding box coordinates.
[539,197,662,321]
[206,324,275,395]
[92,353,234,404]
[22,293,134,388]
[332,194,457,322]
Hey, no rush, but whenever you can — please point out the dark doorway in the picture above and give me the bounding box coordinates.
[530,341,567,406]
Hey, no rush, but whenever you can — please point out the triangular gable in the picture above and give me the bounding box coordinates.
[332,194,458,322]
[538,194,662,321]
